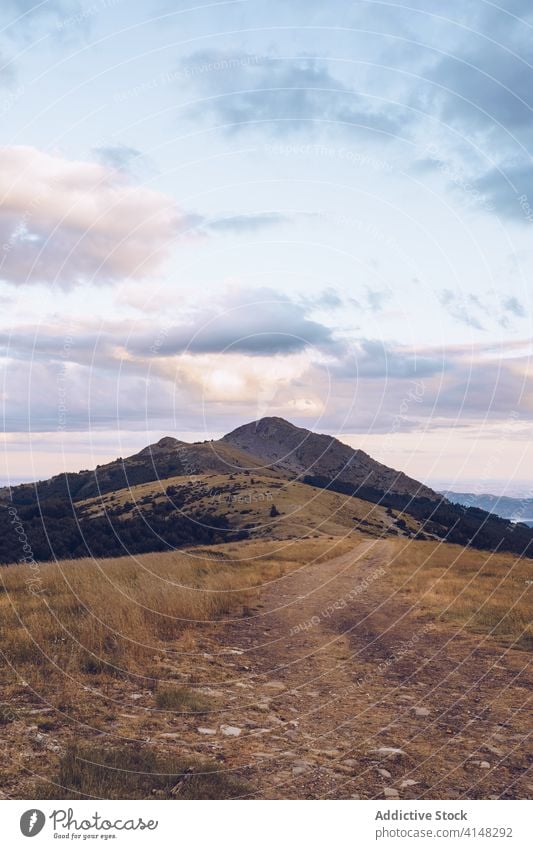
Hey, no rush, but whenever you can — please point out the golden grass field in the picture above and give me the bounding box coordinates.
[0,536,353,685]
[386,538,532,650]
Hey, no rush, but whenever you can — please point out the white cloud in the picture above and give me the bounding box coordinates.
[0,146,186,287]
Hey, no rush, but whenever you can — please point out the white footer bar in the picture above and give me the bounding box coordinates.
[3,799,530,848]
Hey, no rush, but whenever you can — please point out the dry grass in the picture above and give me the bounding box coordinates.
[0,550,273,678]
[0,536,353,685]
[155,684,211,712]
[386,539,533,650]
[34,743,249,800]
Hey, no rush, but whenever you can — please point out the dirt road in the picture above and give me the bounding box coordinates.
[188,539,532,799]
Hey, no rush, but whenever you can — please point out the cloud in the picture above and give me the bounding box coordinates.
[93,145,145,173]
[141,293,334,356]
[440,288,530,330]
[0,145,186,287]
[1,358,178,431]
[365,287,389,312]
[2,317,532,434]
[439,289,487,330]
[0,1,85,42]
[404,4,533,226]
[329,339,446,380]
[179,50,406,138]
[423,7,533,154]
[433,358,533,418]
[0,289,337,430]
[503,295,526,317]
[473,162,533,220]
[205,212,289,233]
[1,0,77,21]
[311,288,344,310]
[0,289,336,364]
[311,343,533,433]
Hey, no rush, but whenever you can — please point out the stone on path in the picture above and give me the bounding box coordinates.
[220,724,242,737]
[371,747,406,759]
[377,768,392,779]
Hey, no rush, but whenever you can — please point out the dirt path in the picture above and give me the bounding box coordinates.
[187,538,532,799]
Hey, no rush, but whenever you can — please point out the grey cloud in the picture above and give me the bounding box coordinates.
[440,288,529,330]
[2,0,77,17]
[439,289,486,331]
[365,287,388,312]
[434,360,533,418]
[312,343,533,433]
[503,295,527,317]
[329,339,446,380]
[405,4,533,221]
[172,210,289,236]
[135,293,335,356]
[1,290,336,363]
[0,291,338,432]
[315,288,343,309]
[1,0,83,37]
[179,49,407,138]
[3,326,532,434]
[426,11,533,150]
[473,162,533,220]
[205,212,289,233]
[1,358,178,432]
[93,145,145,173]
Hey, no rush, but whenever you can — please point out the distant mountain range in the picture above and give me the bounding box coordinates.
[442,491,533,528]
[1,417,532,564]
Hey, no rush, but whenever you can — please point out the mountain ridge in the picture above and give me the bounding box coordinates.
[1,417,532,563]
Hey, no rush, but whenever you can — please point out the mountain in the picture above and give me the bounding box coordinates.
[442,491,533,527]
[1,417,532,564]
[0,435,282,506]
[222,417,436,499]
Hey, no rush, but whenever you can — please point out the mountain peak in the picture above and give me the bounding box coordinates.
[223,416,302,439]
[137,435,185,456]
[222,415,437,500]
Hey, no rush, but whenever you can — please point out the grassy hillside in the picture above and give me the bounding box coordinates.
[77,471,400,540]
[0,469,421,566]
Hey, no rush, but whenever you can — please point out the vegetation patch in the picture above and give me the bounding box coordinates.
[155,685,211,713]
[33,743,249,800]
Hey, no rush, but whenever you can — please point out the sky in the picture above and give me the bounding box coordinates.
[0,0,532,494]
